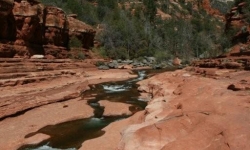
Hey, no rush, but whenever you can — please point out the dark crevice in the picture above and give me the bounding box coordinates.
[0,95,80,122]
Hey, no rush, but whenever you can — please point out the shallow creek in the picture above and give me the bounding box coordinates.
[20,68,175,150]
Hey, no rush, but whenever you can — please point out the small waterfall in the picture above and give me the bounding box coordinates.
[102,84,131,93]
[128,70,146,82]
[101,70,146,93]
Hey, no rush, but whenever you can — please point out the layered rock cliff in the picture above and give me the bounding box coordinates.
[192,0,250,69]
[225,1,250,44]
[0,0,95,58]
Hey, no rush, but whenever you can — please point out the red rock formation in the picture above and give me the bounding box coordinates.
[43,6,69,47]
[12,0,44,46]
[0,0,95,58]
[117,69,250,150]
[172,56,181,66]
[193,1,250,69]
[0,0,15,42]
[225,1,250,44]
[201,0,222,16]
[68,15,96,49]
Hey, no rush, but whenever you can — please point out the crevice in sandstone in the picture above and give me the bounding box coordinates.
[226,142,231,149]
[199,111,211,116]
[0,107,35,122]
[219,131,231,149]
[160,113,184,122]
[154,123,163,147]
[175,103,183,109]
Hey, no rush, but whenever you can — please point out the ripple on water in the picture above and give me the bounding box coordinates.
[102,84,131,92]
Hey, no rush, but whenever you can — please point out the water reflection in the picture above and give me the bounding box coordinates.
[20,69,174,150]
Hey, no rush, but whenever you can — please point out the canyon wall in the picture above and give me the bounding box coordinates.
[192,1,250,69]
[0,0,95,58]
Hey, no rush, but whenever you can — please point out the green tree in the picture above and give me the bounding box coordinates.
[97,0,117,21]
[67,0,83,16]
[143,0,157,23]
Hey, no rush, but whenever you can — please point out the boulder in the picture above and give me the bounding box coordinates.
[153,64,162,69]
[98,65,109,70]
[30,55,44,59]
[117,59,122,63]
[118,65,133,69]
[145,57,156,63]
[108,62,118,69]
[122,60,133,65]
[172,57,181,66]
[99,100,133,116]
[142,59,148,64]
[132,62,140,68]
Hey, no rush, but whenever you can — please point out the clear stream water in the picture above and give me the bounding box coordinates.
[20,68,175,150]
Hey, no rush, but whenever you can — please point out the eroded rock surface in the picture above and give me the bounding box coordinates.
[99,100,133,117]
[0,0,95,58]
[0,58,137,150]
[117,69,250,150]
[0,58,136,119]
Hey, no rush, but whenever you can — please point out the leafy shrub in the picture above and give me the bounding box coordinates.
[69,36,82,48]
[95,61,105,66]
[77,52,85,60]
[93,47,108,58]
[154,50,170,63]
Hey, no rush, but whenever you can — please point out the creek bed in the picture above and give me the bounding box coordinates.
[20,68,175,150]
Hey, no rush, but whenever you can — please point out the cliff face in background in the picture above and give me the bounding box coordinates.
[201,0,250,52]
[225,1,250,44]
[192,0,250,69]
[0,0,95,58]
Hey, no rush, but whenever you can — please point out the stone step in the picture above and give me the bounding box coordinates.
[0,73,29,79]
[0,58,73,63]
[0,74,75,87]
[0,81,85,119]
[0,58,23,63]
[0,77,49,87]
[0,69,78,86]
[27,59,73,63]
[0,63,85,74]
